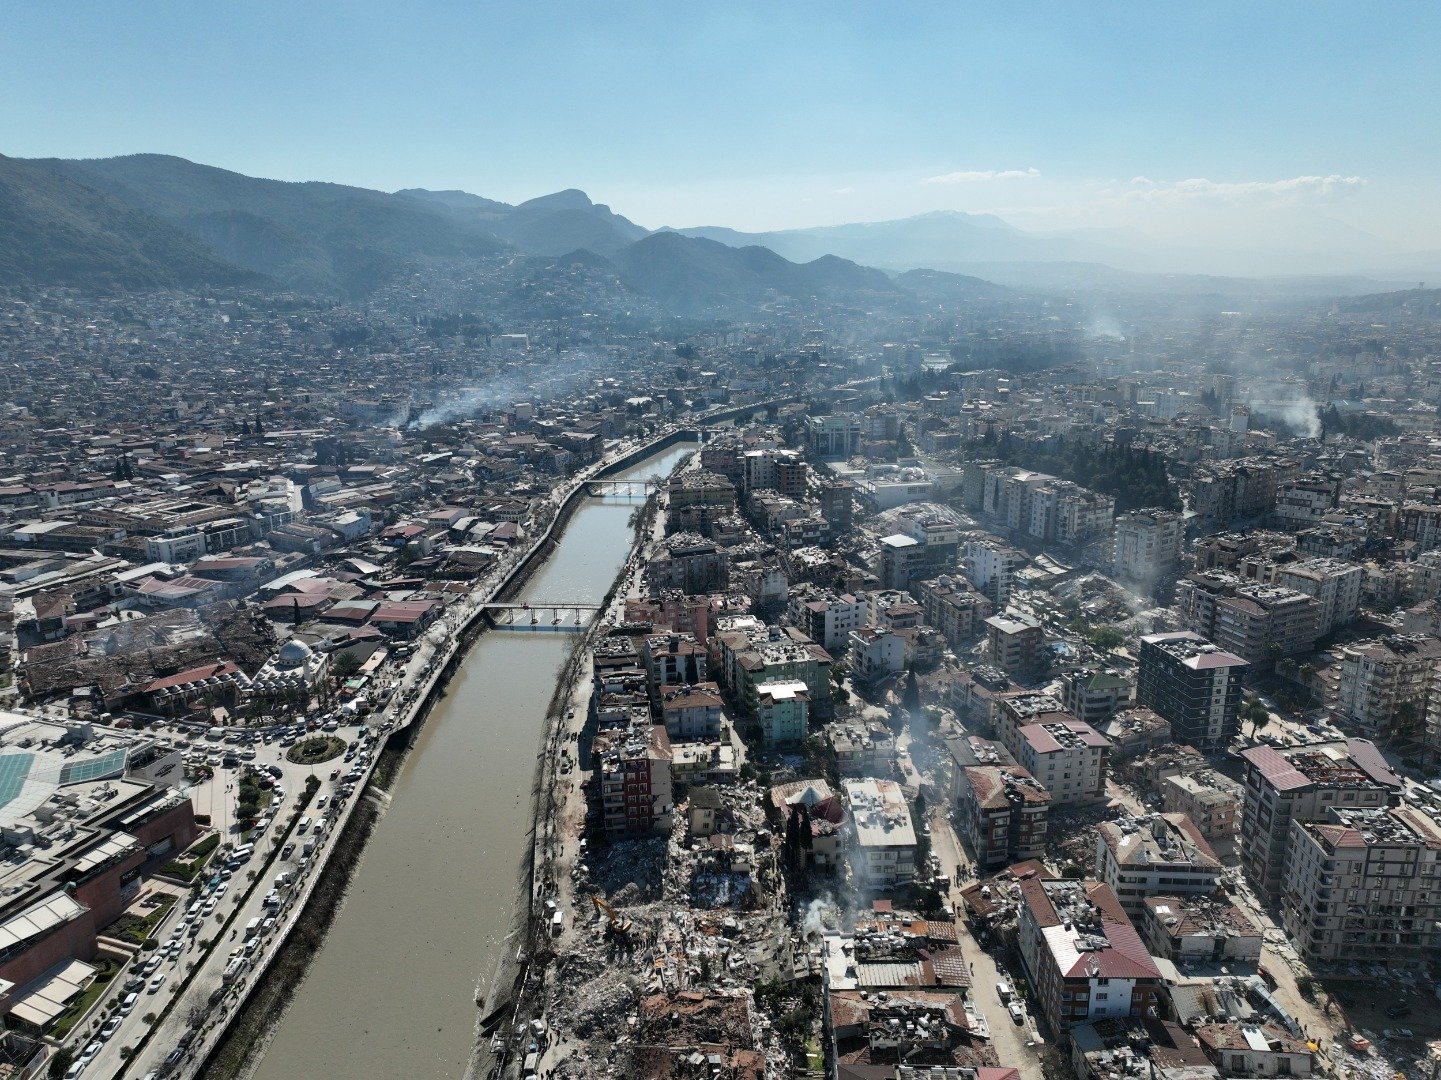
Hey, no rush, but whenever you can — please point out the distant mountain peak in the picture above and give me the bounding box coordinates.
[515,189,595,214]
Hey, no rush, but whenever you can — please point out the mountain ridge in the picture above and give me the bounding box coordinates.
[3,152,1423,307]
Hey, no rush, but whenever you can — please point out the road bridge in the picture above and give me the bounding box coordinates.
[477,601,602,631]
[584,478,661,496]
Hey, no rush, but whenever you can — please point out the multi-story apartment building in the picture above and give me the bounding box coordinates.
[911,576,993,650]
[710,624,833,718]
[1111,508,1185,585]
[667,471,737,511]
[847,626,907,684]
[1160,772,1240,840]
[1211,584,1322,666]
[1401,502,1441,551]
[1136,632,1248,754]
[1189,457,1300,525]
[593,720,675,837]
[1015,720,1111,806]
[1238,738,1401,904]
[646,534,729,593]
[755,680,810,746]
[877,533,927,590]
[830,721,896,778]
[962,537,1024,606]
[843,779,917,888]
[1016,877,1165,1033]
[979,466,1115,546]
[658,682,724,740]
[1280,804,1441,969]
[946,666,1019,728]
[1273,473,1342,527]
[1094,813,1223,915]
[1032,480,1116,546]
[642,632,709,698]
[993,691,1072,755]
[786,585,866,653]
[1335,634,1441,736]
[1273,558,1363,636]
[955,764,1051,870]
[1059,668,1134,725]
[986,611,1044,675]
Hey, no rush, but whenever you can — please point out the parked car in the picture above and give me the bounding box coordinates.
[148,973,167,993]
[1008,1002,1025,1025]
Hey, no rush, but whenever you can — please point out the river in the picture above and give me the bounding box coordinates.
[248,443,696,1080]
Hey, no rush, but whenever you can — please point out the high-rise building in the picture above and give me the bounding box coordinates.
[1237,738,1400,904]
[1280,804,1441,969]
[1112,508,1185,585]
[1136,632,1248,754]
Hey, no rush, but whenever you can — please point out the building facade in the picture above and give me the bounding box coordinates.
[1238,739,1401,904]
[1136,632,1248,754]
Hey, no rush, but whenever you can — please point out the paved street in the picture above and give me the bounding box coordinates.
[927,807,1046,1080]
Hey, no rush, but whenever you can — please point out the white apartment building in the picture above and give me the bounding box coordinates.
[1112,509,1185,584]
[1274,557,1363,636]
[843,779,916,887]
[1094,813,1224,915]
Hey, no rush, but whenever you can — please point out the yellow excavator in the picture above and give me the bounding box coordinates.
[591,896,632,939]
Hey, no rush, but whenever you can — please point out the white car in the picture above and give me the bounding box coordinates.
[100,1016,122,1040]
[1008,1002,1026,1024]
[148,973,167,994]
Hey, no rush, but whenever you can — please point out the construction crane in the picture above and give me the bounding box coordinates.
[591,896,632,938]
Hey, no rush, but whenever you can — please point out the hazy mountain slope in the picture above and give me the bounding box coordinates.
[35,154,507,296]
[0,154,265,290]
[894,268,1016,304]
[395,188,512,214]
[404,186,648,257]
[613,231,899,315]
[677,210,1129,269]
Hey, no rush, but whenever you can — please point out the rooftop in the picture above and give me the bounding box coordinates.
[1099,813,1221,870]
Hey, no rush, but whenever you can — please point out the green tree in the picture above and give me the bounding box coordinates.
[1089,626,1125,652]
[48,1049,75,1079]
[1241,694,1270,739]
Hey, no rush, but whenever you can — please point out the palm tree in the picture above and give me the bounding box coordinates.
[1241,694,1270,739]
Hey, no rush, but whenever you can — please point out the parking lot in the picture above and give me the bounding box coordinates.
[57,709,389,1080]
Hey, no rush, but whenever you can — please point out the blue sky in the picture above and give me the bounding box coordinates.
[3,2,1437,251]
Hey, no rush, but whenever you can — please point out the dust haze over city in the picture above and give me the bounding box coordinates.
[3,4,1441,1080]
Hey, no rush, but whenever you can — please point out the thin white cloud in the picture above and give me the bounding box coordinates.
[832,186,854,195]
[1124,174,1364,202]
[923,167,1040,185]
